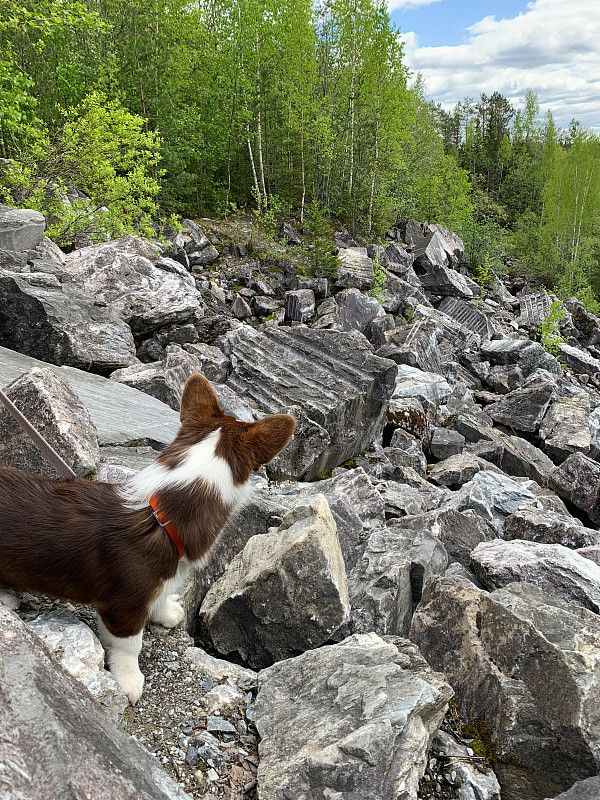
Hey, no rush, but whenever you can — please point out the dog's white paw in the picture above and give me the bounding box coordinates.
[153,594,185,629]
[113,663,145,705]
[0,589,20,611]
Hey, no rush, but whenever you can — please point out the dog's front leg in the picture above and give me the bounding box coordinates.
[149,564,189,629]
[97,614,145,705]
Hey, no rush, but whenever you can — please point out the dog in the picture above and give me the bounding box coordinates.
[0,373,296,703]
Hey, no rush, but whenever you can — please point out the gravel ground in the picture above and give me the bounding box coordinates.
[15,593,260,799]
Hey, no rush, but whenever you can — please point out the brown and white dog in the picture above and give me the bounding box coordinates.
[0,374,296,703]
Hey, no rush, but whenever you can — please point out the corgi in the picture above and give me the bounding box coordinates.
[0,374,296,703]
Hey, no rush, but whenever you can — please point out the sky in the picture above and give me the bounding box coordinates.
[388,0,600,131]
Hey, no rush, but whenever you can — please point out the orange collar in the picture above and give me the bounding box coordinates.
[149,494,185,560]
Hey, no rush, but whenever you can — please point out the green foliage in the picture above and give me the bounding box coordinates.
[303,198,339,279]
[537,299,566,354]
[370,252,387,299]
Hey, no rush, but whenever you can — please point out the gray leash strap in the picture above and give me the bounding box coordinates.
[0,387,77,482]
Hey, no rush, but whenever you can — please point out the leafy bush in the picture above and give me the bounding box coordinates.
[302,198,339,279]
[537,299,566,354]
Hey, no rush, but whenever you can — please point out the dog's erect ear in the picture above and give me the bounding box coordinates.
[247,414,296,466]
[180,374,223,423]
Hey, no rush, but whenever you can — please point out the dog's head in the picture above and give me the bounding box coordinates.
[167,373,296,484]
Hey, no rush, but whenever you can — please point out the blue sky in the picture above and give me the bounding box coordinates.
[387,0,600,131]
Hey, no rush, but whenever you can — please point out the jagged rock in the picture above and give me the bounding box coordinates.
[391,364,452,407]
[182,342,230,383]
[385,428,427,475]
[416,305,481,359]
[504,506,600,549]
[365,313,396,348]
[480,338,562,378]
[539,394,591,462]
[516,290,552,331]
[278,221,301,245]
[411,577,600,800]
[398,218,428,248]
[558,344,600,376]
[250,633,452,800]
[0,205,45,251]
[179,218,219,266]
[470,539,600,614]
[385,395,429,441]
[110,344,202,411]
[64,236,201,336]
[446,470,538,533]
[431,730,501,800]
[333,288,385,333]
[429,427,465,459]
[0,270,138,371]
[486,380,555,433]
[563,297,600,342]
[185,647,256,717]
[412,230,452,270]
[335,247,374,290]
[0,345,180,448]
[137,338,167,363]
[198,496,350,669]
[231,294,252,319]
[437,296,496,339]
[467,429,555,486]
[349,517,448,636]
[547,775,600,799]
[284,288,315,323]
[428,453,480,486]
[225,325,397,479]
[425,507,495,568]
[383,241,415,276]
[485,364,524,393]
[0,607,186,800]
[252,295,281,318]
[550,453,600,525]
[415,262,477,299]
[28,611,127,722]
[0,367,99,477]
[379,479,448,520]
[382,319,443,374]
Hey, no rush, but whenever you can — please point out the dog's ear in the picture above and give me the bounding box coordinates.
[247,414,296,466]
[180,374,223,422]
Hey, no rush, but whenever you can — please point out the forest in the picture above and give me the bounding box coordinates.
[1,0,599,310]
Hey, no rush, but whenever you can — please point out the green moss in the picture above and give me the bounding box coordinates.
[340,459,357,469]
[461,712,498,763]
[310,469,333,482]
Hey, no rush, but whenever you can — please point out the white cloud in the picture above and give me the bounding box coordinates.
[399,0,600,130]
[388,0,443,11]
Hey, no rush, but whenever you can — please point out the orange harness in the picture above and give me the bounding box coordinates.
[149,494,185,560]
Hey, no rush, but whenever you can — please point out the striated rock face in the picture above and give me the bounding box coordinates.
[250,633,452,800]
[0,607,186,800]
[504,506,600,549]
[64,236,201,336]
[550,453,600,525]
[411,577,600,800]
[0,270,137,371]
[225,325,397,480]
[198,496,350,669]
[0,367,99,477]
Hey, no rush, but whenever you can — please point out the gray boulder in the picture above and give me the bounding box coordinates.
[390,364,452,407]
[487,380,555,433]
[64,236,201,336]
[284,288,315,323]
[539,394,591,462]
[225,325,397,480]
[428,453,480,486]
[0,270,137,371]
[411,577,600,800]
[183,342,230,383]
[546,775,600,799]
[0,367,99,477]
[481,339,562,378]
[416,262,477,299]
[516,290,552,331]
[250,633,452,800]
[559,344,600,376]
[0,607,186,800]
[0,205,45,251]
[504,506,600,549]
[382,319,443,375]
[334,288,385,333]
[335,247,374,290]
[550,453,600,525]
[198,495,350,669]
[429,427,466,460]
[437,296,496,339]
[470,538,600,614]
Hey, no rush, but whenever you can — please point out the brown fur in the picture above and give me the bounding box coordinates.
[0,374,296,643]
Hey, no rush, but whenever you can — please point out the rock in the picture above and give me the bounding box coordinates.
[481,339,562,378]
[250,632,452,800]
[428,453,480,486]
[385,429,427,476]
[0,205,45,251]
[550,453,600,525]
[411,577,600,800]
[415,262,477,299]
[390,364,452,407]
[416,305,481,360]
[179,218,219,266]
[430,427,466,460]
[64,237,201,336]
[335,247,374,290]
[431,730,501,800]
[158,323,199,347]
[0,367,99,478]
[284,288,315,322]
[110,345,202,411]
[137,338,167,363]
[0,345,180,448]
[198,495,350,669]
[504,507,600,549]
[0,270,138,371]
[225,325,397,480]
[437,296,496,339]
[546,775,600,799]
[349,521,447,636]
[539,394,591,462]
[559,344,600,376]
[0,607,186,800]
[470,539,600,614]
[485,364,524,394]
[278,221,301,245]
[183,342,230,383]
[428,223,465,264]
[382,319,443,375]
[385,395,429,441]
[467,429,555,487]
[379,480,448,520]
[486,380,555,433]
[398,218,428,248]
[447,470,538,533]
[252,295,282,318]
[383,241,415,275]
[334,288,385,333]
[427,507,495,568]
[231,294,252,319]
[516,290,552,331]
[28,611,127,722]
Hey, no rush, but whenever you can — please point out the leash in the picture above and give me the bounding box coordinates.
[0,386,78,482]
